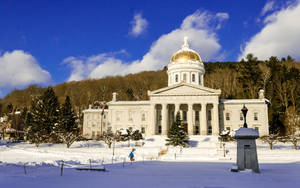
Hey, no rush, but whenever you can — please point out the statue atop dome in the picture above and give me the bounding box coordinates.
[182,36,189,49]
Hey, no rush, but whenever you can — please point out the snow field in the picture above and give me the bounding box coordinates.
[0,136,300,188]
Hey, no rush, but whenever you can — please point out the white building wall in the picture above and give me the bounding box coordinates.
[220,101,269,136]
[108,103,151,136]
[82,109,109,139]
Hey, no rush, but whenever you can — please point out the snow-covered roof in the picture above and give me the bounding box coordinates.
[107,100,150,105]
[220,99,266,104]
[83,109,108,113]
[15,111,21,114]
[234,127,259,138]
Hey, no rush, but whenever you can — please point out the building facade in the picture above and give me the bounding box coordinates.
[83,37,269,139]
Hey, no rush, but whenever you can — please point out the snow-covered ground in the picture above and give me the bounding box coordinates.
[0,136,300,188]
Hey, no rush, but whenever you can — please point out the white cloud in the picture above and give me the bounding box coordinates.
[239,1,300,60]
[261,1,275,16]
[129,13,148,37]
[66,10,228,81]
[0,50,51,92]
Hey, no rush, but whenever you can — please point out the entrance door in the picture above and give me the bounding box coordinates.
[244,145,251,169]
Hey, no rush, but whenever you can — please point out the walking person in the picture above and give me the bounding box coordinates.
[129,149,135,162]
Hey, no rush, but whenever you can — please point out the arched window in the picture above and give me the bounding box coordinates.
[198,74,201,85]
[192,74,195,82]
[175,74,178,82]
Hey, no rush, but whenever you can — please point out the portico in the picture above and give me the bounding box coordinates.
[148,83,221,136]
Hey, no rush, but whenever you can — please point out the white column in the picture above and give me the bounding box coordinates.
[161,103,168,135]
[188,103,193,135]
[200,103,207,135]
[149,104,157,135]
[212,103,219,135]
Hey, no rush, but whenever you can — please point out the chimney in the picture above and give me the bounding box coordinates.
[112,92,118,102]
[258,89,265,99]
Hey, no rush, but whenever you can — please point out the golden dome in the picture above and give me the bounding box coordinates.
[170,36,201,63]
[170,50,201,63]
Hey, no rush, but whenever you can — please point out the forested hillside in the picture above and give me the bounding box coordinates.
[1,55,299,134]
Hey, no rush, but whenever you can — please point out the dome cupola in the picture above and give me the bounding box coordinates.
[167,36,205,86]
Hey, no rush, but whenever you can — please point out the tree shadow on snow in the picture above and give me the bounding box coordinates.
[188,140,198,147]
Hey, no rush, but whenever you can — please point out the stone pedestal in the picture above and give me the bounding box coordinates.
[234,127,260,173]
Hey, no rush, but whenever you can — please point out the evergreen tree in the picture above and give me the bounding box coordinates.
[26,99,48,147]
[28,87,60,143]
[166,112,189,147]
[55,96,79,148]
[238,53,263,99]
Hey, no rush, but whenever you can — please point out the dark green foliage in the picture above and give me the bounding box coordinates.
[238,54,263,98]
[55,96,80,148]
[26,100,48,147]
[26,87,60,145]
[166,112,189,147]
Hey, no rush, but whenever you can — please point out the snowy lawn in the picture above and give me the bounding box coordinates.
[0,136,300,187]
[0,161,299,188]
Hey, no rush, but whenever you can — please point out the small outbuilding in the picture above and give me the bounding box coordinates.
[234,127,260,173]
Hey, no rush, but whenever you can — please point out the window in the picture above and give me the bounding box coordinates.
[240,113,243,121]
[208,110,212,121]
[141,113,146,121]
[195,126,199,134]
[183,111,187,121]
[208,126,212,135]
[183,74,187,82]
[108,127,112,132]
[159,114,162,120]
[254,112,258,121]
[92,131,95,138]
[158,126,162,134]
[175,74,178,82]
[199,74,201,85]
[195,111,199,121]
[141,127,145,134]
[192,74,195,82]
[226,112,230,121]
[171,112,174,120]
[226,127,230,131]
[254,127,259,133]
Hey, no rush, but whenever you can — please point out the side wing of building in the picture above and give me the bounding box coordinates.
[107,101,151,136]
[219,99,269,136]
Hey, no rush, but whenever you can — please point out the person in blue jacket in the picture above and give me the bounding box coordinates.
[129,149,135,161]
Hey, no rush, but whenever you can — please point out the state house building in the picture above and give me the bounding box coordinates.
[83,37,269,138]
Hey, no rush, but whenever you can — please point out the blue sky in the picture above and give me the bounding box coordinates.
[0,0,299,97]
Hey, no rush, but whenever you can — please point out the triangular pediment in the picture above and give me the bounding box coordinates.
[148,83,221,96]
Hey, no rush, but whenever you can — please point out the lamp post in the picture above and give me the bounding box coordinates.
[241,104,248,128]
